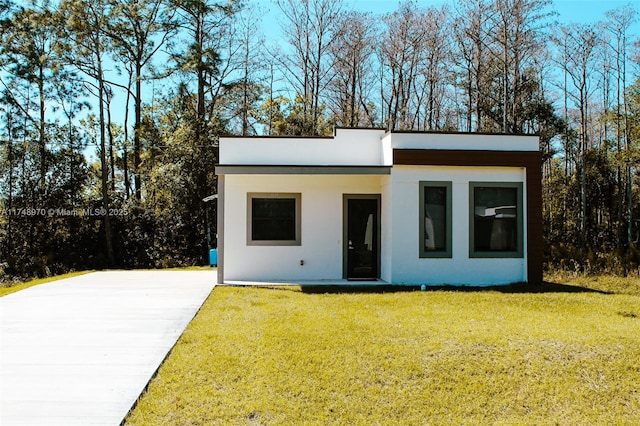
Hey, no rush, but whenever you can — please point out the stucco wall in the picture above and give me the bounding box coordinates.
[222,174,384,282]
[218,129,539,285]
[222,166,528,285]
[220,128,386,166]
[387,166,528,285]
[380,177,394,283]
[386,132,539,151]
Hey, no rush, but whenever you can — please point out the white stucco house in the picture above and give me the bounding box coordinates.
[215,128,542,286]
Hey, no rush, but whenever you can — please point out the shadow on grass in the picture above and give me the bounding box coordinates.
[299,281,611,294]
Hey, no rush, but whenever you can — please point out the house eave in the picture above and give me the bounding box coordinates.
[215,165,391,175]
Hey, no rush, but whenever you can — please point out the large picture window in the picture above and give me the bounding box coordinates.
[247,193,301,246]
[419,181,452,258]
[470,182,523,258]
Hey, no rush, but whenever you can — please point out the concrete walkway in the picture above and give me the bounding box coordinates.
[0,270,216,426]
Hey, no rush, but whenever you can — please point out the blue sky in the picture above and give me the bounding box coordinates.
[260,0,640,30]
[256,0,640,104]
[352,0,639,24]
[551,0,639,24]
[74,0,640,153]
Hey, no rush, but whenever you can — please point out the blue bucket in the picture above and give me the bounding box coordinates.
[209,249,218,266]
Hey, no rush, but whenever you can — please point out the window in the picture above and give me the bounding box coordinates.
[419,181,452,258]
[247,193,301,246]
[469,182,523,258]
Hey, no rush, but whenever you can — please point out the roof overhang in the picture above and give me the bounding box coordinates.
[215,165,391,175]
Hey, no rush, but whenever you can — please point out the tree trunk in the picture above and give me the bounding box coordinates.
[98,79,115,266]
[95,40,115,265]
[134,62,142,200]
[123,70,133,200]
[39,64,47,193]
[106,94,116,192]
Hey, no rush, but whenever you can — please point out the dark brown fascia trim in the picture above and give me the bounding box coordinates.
[394,149,543,285]
[215,165,391,175]
[393,149,539,167]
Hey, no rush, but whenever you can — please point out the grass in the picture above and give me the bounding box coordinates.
[0,270,93,298]
[124,277,640,425]
[546,272,640,296]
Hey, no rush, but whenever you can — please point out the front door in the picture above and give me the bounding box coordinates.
[344,195,380,280]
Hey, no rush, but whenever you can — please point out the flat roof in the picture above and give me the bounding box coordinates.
[219,128,539,167]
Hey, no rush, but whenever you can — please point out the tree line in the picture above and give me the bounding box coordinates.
[0,0,639,281]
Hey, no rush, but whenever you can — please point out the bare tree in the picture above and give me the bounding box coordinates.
[490,0,553,133]
[327,10,378,127]
[453,0,493,132]
[415,5,452,130]
[552,24,600,244]
[379,2,453,131]
[605,5,637,247]
[230,3,265,135]
[275,0,342,135]
[379,1,426,131]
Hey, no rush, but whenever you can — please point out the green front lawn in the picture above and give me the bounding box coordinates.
[125,278,640,425]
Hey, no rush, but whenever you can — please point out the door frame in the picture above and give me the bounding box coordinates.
[343,194,381,280]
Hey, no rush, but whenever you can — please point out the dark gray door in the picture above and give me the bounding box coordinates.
[345,197,379,280]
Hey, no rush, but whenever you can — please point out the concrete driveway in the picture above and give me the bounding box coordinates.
[0,270,216,426]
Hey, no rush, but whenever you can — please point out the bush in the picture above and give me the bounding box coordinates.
[546,242,640,276]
